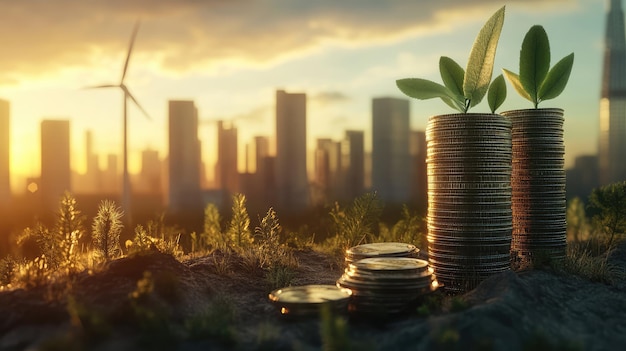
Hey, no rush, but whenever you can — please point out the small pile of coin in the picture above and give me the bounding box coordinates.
[337,257,436,314]
[344,242,420,266]
[268,285,352,317]
[503,108,567,265]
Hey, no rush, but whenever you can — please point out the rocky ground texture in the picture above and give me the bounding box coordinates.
[0,243,625,351]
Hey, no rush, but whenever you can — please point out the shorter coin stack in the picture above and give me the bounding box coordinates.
[268,285,352,317]
[337,257,436,314]
[345,242,420,266]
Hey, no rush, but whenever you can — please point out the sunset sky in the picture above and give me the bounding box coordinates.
[0,0,609,192]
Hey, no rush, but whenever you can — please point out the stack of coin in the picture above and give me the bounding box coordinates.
[345,242,420,266]
[337,257,436,314]
[502,108,567,265]
[426,114,513,293]
[268,285,352,317]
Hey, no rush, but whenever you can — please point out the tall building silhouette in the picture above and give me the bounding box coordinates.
[85,130,101,193]
[410,130,427,210]
[41,120,71,210]
[0,99,9,204]
[215,120,239,197]
[168,100,202,213]
[140,148,161,194]
[372,97,411,204]
[275,89,309,213]
[314,138,342,204]
[600,0,626,185]
[342,130,365,201]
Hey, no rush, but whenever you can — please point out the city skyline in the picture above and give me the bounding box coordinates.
[0,0,613,192]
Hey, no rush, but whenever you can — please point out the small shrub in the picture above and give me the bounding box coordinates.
[15,255,49,288]
[91,200,124,262]
[184,293,237,346]
[54,193,85,273]
[0,255,17,287]
[227,194,253,249]
[587,181,626,250]
[320,303,351,351]
[325,192,384,255]
[202,203,227,251]
[559,242,626,284]
[265,264,296,290]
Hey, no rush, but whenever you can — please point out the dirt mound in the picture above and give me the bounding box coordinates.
[0,245,625,350]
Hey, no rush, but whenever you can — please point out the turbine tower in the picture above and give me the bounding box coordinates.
[87,21,151,222]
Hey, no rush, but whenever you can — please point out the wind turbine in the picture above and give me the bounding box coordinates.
[86,21,151,224]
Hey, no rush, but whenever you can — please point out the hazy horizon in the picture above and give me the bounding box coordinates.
[0,0,610,193]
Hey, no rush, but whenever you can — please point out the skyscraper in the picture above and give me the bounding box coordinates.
[410,130,427,210]
[0,100,9,204]
[41,120,71,210]
[168,100,202,213]
[314,138,342,204]
[599,0,626,185]
[84,130,100,193]
[372,97,411,204]
[140,148,161,194]
[215,120,239,196]
[342,130,365,202]
[275,89,309,213]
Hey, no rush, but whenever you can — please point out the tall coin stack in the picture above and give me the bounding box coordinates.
[426,114,512,293]
[502,108,567,266]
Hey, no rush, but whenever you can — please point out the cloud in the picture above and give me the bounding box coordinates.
[311,91,350,106]
[0,0,576,84]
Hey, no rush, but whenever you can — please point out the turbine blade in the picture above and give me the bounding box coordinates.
[82,84,118,89]
[125,88,151,121]
[121,20,140,84]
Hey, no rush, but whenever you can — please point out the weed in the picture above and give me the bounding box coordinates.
[255,320,282,350]
[91,200,124,262]
[265,264,296,290]
[227,193,253,249]
[320,303,351,351]
[202,203,227,251]
[184,292,237,346]
[15,255,49,288]
[0,255,17,287]
[377,205,425,248]
[325,192,383,255]
[558,242,626,284]
[54,193,85,273]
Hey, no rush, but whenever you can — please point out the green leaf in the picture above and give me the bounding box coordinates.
[439,56,465,98]
[538,53,574,102]
[487,74,507,113]
[502,69,532,101]
[519,25,550,107]
[441,96,466,112]
[396,78,464,112]
[463,6,505,107]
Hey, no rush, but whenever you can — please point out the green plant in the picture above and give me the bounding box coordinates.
[255,208,286,268]
[91,200,124,262]
[130,225,153,253]
[54,193,85,273]
[326,192,384,254]
[184,293,237,346]
[227,193,253,249]
[503,25,574,108]
[202,203,226,251]
[566,197,590,242]
[0,255,17,287]
[396,6,506,113]
[587,181,626,250]
[320,303,351,351]
[15,255,49,288]
[377,205,425,249]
